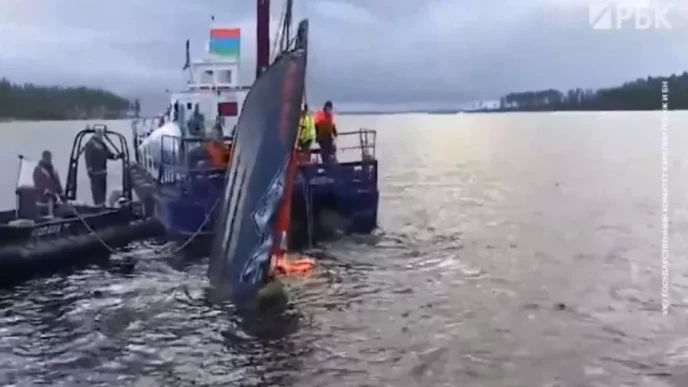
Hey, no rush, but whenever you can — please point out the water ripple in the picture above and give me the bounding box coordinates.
[2,115,688,386]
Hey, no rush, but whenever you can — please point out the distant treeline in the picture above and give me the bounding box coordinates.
[493,71,688,112]
[0,78,141,120]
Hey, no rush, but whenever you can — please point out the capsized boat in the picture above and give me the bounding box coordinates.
[207,19,309,304]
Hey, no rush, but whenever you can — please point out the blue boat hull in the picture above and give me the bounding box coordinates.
[293,160,378,244]
[130,159,379,250]
[129,163,225,242]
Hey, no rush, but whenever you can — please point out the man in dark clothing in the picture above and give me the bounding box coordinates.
[84,131,120,206]
[173,101,180,122]
[212,115,223,134]
[186,129,210,169]
[187,104,205,136]
[32,150,63,205]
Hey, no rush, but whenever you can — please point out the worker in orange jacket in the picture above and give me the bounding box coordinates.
[205,125,232,169]
[313,100,337,163]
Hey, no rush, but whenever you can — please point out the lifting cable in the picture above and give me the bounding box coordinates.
[271,0,288,62]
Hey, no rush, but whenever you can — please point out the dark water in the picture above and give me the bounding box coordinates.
[1,112,687,386]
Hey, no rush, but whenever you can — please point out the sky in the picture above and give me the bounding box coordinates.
[0,0,687,112]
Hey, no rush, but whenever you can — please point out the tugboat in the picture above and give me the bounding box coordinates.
[129,14,250,244]
[130,0,379,251]
[0,125,159,286]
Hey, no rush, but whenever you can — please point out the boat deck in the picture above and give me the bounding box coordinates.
[130,120,379,247]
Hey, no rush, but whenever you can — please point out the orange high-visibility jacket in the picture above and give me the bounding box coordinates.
[313,110,337,140]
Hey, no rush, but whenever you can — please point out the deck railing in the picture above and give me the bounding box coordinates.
[132,118,377,187]
[300,128,377,164]
[156,135,234,187]
[131,118,160,168]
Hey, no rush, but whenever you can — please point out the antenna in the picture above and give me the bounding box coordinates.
[182,39,191,70]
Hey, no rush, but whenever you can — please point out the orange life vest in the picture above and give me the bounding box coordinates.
[205,140,231,168]
[271,253,316,276]
[314,110,337,139]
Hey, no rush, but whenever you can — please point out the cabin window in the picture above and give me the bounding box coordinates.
[186,102,192,110]
[217,70,232,84]
[217,102,238,116]
[201,70,213,84]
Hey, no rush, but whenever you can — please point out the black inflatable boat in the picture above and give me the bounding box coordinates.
[0,125,161,286]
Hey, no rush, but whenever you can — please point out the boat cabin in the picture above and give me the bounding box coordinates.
[171,56,248,138]
[143,24,250,139]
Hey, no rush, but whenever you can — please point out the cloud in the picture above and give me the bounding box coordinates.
[0,0,686,111]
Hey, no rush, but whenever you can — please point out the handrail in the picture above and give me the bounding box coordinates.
[307,127,377,163]
[131,117,159,135]
[337,129,376,136]
[155,135,232,186]
[133,120,376,182]
[131,118,161,165]
[64,125,133,204]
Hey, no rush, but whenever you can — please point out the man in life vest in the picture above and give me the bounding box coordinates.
[32,150,63,211]
[204,125,232,169]
[84,131,121,206]
[298,104,316,162]
[313,100,338,163]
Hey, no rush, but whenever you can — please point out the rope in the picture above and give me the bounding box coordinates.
[155,197,220,254]
[60,200,119,253]
[271,0,287,62]
[55,195,220,256]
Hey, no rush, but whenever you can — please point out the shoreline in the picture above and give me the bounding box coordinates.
[463,108,688,114]
[2,108,686,121]
[0,117,132,123]
[338,108,688,115]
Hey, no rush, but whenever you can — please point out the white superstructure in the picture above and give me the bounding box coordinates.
[167,23,249,137]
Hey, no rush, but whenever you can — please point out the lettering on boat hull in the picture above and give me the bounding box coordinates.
[310,176,334,186]
[242,159,288,285]
[31,223,72,238]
